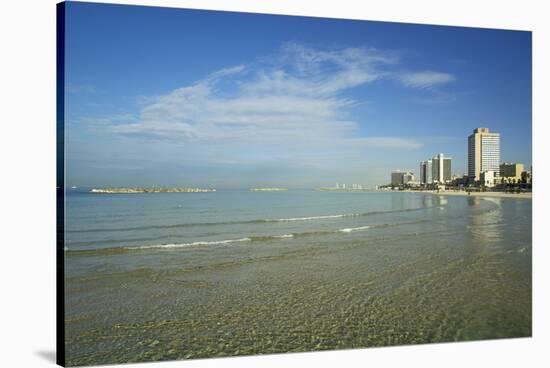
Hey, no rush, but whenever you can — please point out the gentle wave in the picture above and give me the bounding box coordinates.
[65,230,334,255]
[339,225,371,233]
[66,234,299,255]
[65,219,432,256]
[126,237,252,250]
[274,234,294,238]
[68,235,175,248]
[67,207,429,233]
[273,214,355,222]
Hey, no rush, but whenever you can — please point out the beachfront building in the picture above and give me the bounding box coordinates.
[432,153,452,184]
[468,127,501,182]
[500,162,524,181]
[481,170,497,188]
[391,171,414,186]
[391,172,402,186]
[403,172,414,184]
[420,154,451,185]
[419,159,433,185]
[451,174,470,187]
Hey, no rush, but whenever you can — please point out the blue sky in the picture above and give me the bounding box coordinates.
[64,2,532,188]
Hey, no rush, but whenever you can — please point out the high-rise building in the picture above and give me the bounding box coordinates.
[391,171,402,186]
[468,127,501,181]
[391,171,414,186]
[419,159,433,184]
[421,154,451,184]
[443,158,451,182]
[432,153,452,183]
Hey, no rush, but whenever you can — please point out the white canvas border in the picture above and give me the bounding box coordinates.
[1,0,547,367]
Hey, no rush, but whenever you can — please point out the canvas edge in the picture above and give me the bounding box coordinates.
[56,1,66,367]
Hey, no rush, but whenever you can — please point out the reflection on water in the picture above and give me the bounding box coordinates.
[468,197,503,245]
[467,196,481,206]
[421,194,431,207]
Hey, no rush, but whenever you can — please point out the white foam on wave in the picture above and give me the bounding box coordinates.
[127,237,252,250]
[338,225,371,233]
[273,214,356,222]
[274,234,294,238]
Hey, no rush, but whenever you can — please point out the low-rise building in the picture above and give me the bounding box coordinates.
[481,170,497,188]
[500,162,524,181]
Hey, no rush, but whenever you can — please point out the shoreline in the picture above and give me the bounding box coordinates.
[401,189,532,199]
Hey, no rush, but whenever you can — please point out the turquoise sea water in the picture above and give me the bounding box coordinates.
[64,189,532,366]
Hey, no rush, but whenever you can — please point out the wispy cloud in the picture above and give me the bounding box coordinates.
[74,43,457,182]
[397,71,455,89]
[86,44,448,146]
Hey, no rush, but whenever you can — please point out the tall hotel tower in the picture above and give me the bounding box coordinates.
[420,154,451,184]
[468,127,501,181]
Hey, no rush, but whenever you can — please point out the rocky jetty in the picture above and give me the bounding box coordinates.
[90,187,216,193]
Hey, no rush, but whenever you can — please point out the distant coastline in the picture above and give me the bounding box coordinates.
[317,188,372,192]
[250,188,288,191]
[90,188,216,193]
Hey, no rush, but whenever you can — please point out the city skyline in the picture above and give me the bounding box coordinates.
[65,2,532,188]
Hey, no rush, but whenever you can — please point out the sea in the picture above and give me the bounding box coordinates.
[63,188,532,366]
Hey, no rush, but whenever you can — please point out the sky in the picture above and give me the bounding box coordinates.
[64,2,532,188]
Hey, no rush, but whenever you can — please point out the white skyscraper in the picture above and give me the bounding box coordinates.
[468,127,501,181]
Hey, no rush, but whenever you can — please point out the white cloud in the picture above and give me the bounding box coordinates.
[205,65,246,81]
[397,71,455,89]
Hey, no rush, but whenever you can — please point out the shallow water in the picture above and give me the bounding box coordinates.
[64,190,531,366]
